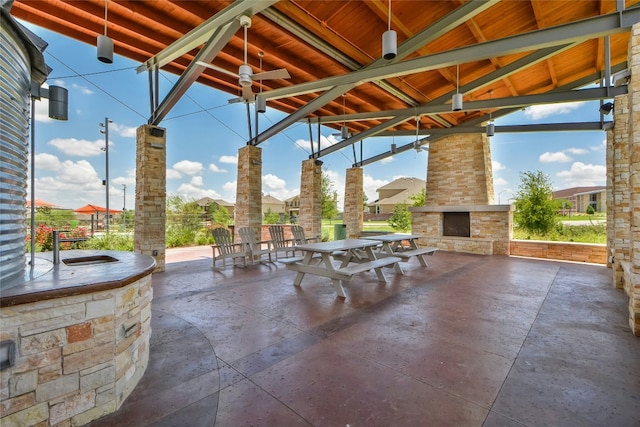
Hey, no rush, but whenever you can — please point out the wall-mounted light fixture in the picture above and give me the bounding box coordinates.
[599,102,614,115]
[149,127,165,137]
[97,0,113,63]
[382,0,397,60]
[314,159,323,166]
[452,64,463,111]
[251,159,262,165]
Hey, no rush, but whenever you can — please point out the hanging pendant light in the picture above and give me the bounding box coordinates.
[97,0,113,63]
[414,116,422,152]
[452,64,463,111]
[486,90,495,137]
[340,94,349,139]
[382,0,397,60]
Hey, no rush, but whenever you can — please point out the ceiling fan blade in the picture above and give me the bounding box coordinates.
[253,68,290,81]
[195,61,239,78]
[242,85,255,101]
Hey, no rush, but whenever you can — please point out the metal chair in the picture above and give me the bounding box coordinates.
[238,226,275,264]
[211,227,247,269]
[269,225,295,260]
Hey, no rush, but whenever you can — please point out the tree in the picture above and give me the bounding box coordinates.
[321,171,339,222]
[264,208,280,224]
[409,188,426,207]
[212,205,231,226]
[388,203,412,232]
[586,204,595,215]
[514,170,560,234]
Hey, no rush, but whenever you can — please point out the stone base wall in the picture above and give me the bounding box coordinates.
[510,240,608,264]
[0,276,152,425]
[620,261,640,336]
[411,205,512,255]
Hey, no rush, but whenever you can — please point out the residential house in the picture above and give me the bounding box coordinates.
[284,194,300,220]
[196,197,235,219]
[262,194,285,220]
[368,177,426,216]
[552,186,606,214]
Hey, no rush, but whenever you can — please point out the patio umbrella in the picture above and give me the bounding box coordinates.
[74,204,122,215]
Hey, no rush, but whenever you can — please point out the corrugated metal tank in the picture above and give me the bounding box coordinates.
[0,8,47,286]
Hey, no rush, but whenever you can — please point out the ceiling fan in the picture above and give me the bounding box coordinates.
[197,15,290,103]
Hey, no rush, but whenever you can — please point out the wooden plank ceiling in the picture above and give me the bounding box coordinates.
[10,0,640,141]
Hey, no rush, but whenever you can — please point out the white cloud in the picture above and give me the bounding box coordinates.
[492,160,506,171]
[35,153,63,171]
[190,176,204,186]
[110,123,137,138]
[166,169,181,179]
[219,155,238,164]
[565,147,588,155]
[222,181,237,193]
[524,102,585,120]
[71,83,93,95]
[556,162,606,187]
[494,177,508,186]
[363,174,388,204]
[209,163,227,173]
[263,174,287,190]
[539,151,572,163]
[591,139,606,151]
[295,134,340,152]
[48,137,105,156]
[380,156,394,164]
[176,183,221,200]
[173,160,203,175]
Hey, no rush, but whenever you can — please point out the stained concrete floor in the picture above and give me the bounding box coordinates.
[89,247,639,427]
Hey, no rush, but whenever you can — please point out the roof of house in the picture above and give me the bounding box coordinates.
[552,186,606,199]
[196,197,234,207]
[262,195,284,204]
[376,177,426,191]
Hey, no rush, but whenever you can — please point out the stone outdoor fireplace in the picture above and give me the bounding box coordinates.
[411,133,513,255]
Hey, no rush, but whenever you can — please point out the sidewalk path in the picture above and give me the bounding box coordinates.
[165,245,211,264]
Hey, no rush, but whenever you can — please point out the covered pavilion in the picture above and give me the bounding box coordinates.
[3,0,640,423]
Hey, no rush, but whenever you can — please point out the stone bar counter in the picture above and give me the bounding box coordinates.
[0,250,155,426]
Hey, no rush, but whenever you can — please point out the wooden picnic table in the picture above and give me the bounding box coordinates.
[281,239,402,298]
[361,233,437,267]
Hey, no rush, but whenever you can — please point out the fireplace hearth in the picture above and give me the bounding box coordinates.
[443,212,470,237]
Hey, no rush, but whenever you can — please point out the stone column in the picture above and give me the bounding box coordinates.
[235,145,263,240]
[625,22,640,335]
[134,125,166,272]
[344,167,363,238]
[426,133,494,205]
[610,94,630,287]
[298,159,322,240]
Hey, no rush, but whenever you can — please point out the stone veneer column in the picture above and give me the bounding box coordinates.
[298,159,322,240]
[610,94,630,287]
[134,125,166,272]
[622,22,640,335]
[235,145,263,240]
[344,167,363,238]
[426,133,494,205]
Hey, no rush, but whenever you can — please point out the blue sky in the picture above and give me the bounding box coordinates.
[24,22,609,211]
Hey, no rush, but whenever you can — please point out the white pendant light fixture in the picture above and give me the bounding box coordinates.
[97,0,113,63]
[413,116,422,152]
[382,0,397,60]
[340,94,349,139]
[452,64,463,111]
[486,89,495,137]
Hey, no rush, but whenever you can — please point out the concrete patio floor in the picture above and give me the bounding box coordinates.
[89,246,639,426]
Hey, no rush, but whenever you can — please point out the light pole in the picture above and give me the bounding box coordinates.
[498,189,507,204]
[100,117,112,233]
[122,184,126,230]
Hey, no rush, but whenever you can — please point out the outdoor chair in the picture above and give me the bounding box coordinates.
[211,227,247,269]
[291,225,320,245]
[238,226,275,264]
[269,225,295,260]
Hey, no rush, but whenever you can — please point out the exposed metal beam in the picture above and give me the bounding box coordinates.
[251,0,502,145]
[149,22,239,125]
[137,0,278,73]
[266,5,640,100]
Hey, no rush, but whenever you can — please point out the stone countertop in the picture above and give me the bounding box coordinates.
[0,250,156,308]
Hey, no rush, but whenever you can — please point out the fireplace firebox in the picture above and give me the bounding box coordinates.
[443,212,470,237]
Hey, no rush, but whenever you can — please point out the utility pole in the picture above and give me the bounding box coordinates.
[100,117,113,233]
[122,184,126,230]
